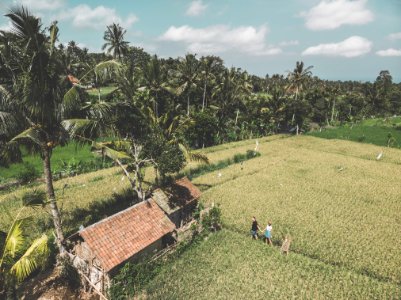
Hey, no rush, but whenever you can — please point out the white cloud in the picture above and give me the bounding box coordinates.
[302,36,372,57]
[186,0,208,16]
[301,0,374,30]
[159,24,281,56]
[376,48,401,57]
[59,5,138,30]
[279,40,299,47]
[387,32,401,41]
[17,0,65,11]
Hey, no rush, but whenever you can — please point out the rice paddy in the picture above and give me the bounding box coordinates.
[1,134,400,298]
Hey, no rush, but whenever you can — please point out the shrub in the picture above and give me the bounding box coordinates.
[16,162,39,184]
[201,204,222,232]
[21,189,46,207]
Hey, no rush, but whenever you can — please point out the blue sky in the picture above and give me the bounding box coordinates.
[1,0,401,81]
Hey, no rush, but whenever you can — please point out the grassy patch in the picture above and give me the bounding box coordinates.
[308,117,401,148]
[0,143,95,183]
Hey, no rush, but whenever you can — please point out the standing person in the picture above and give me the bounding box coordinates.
[264,221,273,245]
[250,216,261,239]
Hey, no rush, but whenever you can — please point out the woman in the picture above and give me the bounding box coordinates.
[264,221,272,245]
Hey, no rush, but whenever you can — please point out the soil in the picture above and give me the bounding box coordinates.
[18,268,99,300]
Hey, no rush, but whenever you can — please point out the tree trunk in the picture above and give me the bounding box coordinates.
[187,94,190,116]
[331,97,336,125]
[202,81,207,112]
[42,147,65,253]
[235,109,239,126]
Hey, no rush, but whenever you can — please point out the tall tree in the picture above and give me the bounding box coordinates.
[287,61,313,134]
[102,23,129,60]
[0,7,118,254]
[200,56,223,111]
[175,54,201,116]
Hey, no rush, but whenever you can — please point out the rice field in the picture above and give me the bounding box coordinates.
[143,135,401,299]
[194,136,401,284]
[1,134,400,298]
[144,230,400,299]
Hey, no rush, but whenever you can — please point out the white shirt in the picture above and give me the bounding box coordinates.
[265,225,272,232]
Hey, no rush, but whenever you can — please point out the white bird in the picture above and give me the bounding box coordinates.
[121,176,125,181]
[376,152,383,160]
[217,172,222,178]
[254,140,259,151]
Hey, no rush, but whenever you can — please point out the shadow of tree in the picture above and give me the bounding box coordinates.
[62,188,138,237]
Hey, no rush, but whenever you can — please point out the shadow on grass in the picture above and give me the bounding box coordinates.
[62,188,138,237]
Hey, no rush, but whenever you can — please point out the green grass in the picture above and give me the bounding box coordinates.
[0,143,94,183]
[308,117,401,148]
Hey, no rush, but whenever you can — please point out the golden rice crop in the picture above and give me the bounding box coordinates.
[145,230,400,299]
[196,135,401,285]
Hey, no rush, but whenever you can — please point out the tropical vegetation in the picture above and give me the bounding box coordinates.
[1,5,401,299]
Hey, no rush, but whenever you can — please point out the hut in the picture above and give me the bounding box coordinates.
[152,177,201,228]
[67,199,175,293]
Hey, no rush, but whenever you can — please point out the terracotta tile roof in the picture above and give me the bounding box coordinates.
[152,177,201,213]
[173,177,201,202]
[79,199,175,273]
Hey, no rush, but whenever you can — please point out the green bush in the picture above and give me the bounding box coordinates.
[16,162,39,184]
[21,189,46,207]
[202,205,222,232]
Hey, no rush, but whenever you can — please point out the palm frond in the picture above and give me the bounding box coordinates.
[94,60,121,76]
[62,85,81,114]
[92,141,132,161]
[61,118,98,139]
[10,234,48,282]
[4,221,23,259]
[11,127,45,146]
[178,143,209,164]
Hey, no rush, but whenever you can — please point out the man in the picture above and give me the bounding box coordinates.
[250,216,261,239]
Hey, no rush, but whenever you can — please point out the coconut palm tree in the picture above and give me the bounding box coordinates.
[287,61,313,134]
[102,23,129,60]
[174,54,201,116]
[200,56,223,111]
[0,7,120,254]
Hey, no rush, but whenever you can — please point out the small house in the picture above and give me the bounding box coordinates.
[68,199,175,293]
[152,177,201,228]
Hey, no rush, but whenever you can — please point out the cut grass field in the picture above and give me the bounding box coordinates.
[308,116,401,148]
[1,134,400,298]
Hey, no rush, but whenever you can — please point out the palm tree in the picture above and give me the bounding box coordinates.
[102,23,129,60]
[287,61,313,134]
[0,7,119,254]
[200,56,222,111]
[175,54,201,116]
[142,55,168,117]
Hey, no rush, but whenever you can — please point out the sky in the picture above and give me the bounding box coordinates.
[0,0,401,82]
